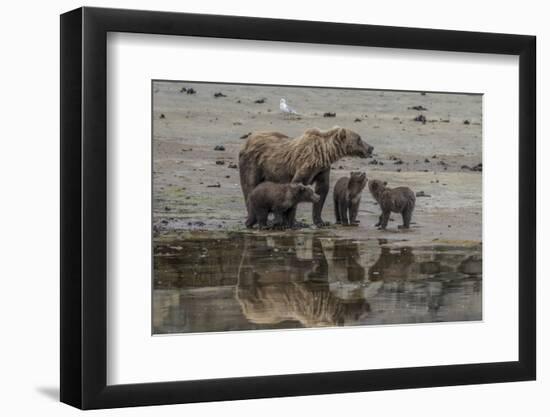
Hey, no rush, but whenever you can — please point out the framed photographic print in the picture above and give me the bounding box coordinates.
[60,6,536,409]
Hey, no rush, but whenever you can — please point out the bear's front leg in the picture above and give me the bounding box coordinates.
[378,211,391,230]
[312,170,330,227]
[349,201,360,225]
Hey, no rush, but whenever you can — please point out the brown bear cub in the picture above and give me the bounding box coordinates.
[333,172,367,226]
[245,182,321,229]
[368,179,416,230]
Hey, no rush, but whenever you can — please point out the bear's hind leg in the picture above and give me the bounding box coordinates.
[398,207,412,229]
[245,213,257,228]
[334,197,341,224]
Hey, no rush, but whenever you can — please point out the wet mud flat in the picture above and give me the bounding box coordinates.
[153,232,482,334]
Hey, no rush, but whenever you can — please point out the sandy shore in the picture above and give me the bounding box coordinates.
[152,81,482,245]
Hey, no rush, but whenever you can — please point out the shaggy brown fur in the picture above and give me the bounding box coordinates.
[368,179,416,230]
[333,171,367,225]
[239,127,373,226]
[245,182,320,229]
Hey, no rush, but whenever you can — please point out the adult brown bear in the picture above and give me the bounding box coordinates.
[239,127,374,227]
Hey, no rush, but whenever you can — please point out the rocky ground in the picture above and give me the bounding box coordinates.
[152,81,482,245]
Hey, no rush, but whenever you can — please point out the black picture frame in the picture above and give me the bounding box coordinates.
[60,6,536,410]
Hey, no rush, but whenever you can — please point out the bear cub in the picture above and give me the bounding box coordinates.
[246,182,321,229]
[368,179,416,230]
[333,171,367,226]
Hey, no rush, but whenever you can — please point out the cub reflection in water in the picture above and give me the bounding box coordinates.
[368,247,416,281]
[236,235,370,328]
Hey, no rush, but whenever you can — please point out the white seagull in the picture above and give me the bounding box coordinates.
[280,98,299,117]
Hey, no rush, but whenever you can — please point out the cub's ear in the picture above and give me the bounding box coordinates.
[383,181,388,186]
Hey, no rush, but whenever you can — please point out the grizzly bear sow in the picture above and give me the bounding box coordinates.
[333,171,367,226]
[239,127,373,227]
[245,182,321,229]
[368,179,416,230]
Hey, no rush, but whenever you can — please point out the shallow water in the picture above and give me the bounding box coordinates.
[153,233,481,334]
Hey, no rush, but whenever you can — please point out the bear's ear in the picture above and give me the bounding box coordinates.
[336,127,346,141]
[383,181,388,186]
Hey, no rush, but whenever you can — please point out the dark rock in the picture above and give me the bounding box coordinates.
[215,160,225,165]
[240,132,251,139]
[416,191,431,197]
[368,159,379,165]
[396,168,402,172]
[254,98,266,104]
[233,121,242,126]
[207,183,221,188]
[394,159,404,165]
[463,119,471,125]
[413,114,427,124]
[186,88,196,95]
[214,145,225,151]
[179,87,187,93]
[420,91,426,96]
[164,206,171,211]
[190,221,205,227]
[228,162,238,169]
[214,92,227,98]
[408,105,428,111]
[323,112,336,117]
[354,118,362,122]
[472,163,482,172]
[424,158,430,163]
[159,114,165,119]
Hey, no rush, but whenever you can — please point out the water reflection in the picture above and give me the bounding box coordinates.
[237,236,370,328]
[153,233,482,334]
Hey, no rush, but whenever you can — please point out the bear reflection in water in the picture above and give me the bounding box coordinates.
[236,235,371,328]
[152,234,482,334]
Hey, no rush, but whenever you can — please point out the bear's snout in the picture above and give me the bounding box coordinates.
[311,193,321,203]
[361,143,374,158]
[356,141,374,158]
